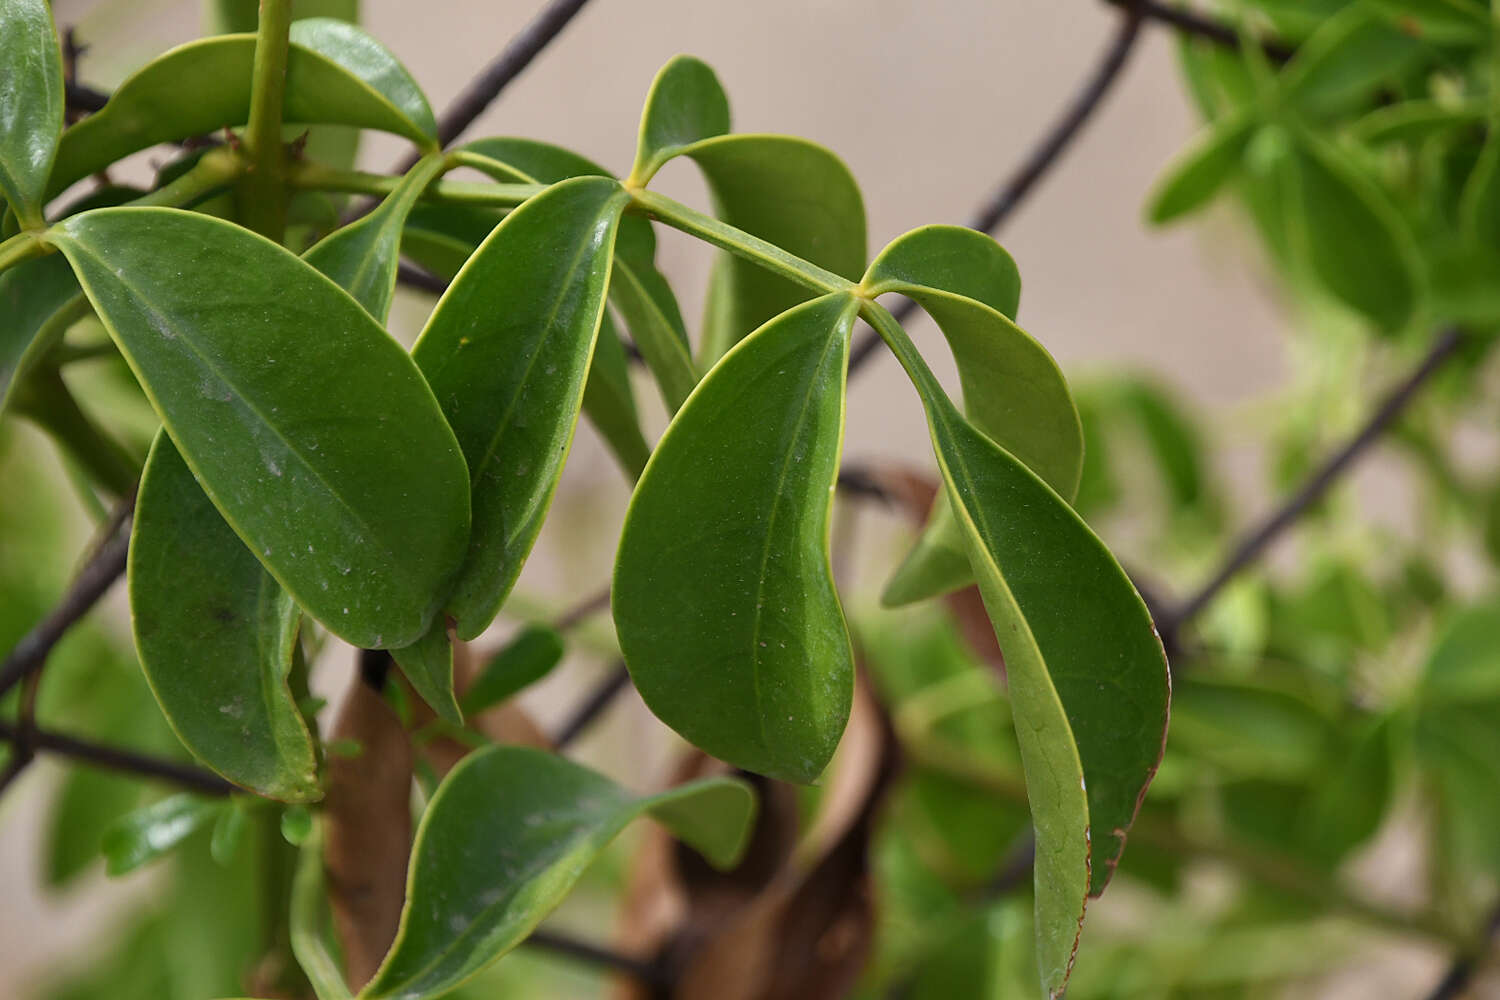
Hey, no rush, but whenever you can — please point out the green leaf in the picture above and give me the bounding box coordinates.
[461,136,697,415]
[131,433,320,801]
[0,252,85,416]
[1460,132,1500,252]
[304,151,447,321]
[681,135,867,364]
[48,31,437,198]
[1420,599,1500,704]
[390,619,462,725]
[361,746,755,999]
[865,226,1082,608]
[0,0,62,224]
[210,798,250,865]
[1351,98,1487,145]
[881,497,974,607]
[51,207,471,649]
[864,226,1079,497]
[873,307,1167,992]
[102,794,224,876]
[1280,4,1426,116]
[460,137,671,456]
[1283,130,1420,331]
[1147,109,1257,224]
[462,625,565,715]
[614,294,858,784]
[413,177,628,640]
[629,55,731,184]
[281,804,314,845]
[288,16,438,139]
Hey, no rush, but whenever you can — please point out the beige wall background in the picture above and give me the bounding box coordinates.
[3,0,1316,995]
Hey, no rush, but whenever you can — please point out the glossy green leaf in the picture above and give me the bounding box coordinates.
[0,252,85,416]
[131,434,320,801]
[51,207,471,649]
[614,294,858,784]
[0,0,62,224]
[1283,130,1420,331]
[304,152,446,321]
[1147,109,1256,224]
[462,625,565,715]
[1280,4,1425,116]
[102,794,224,876]
[413,177,627,640]
[48,30,437,198]
[678,134,867,364]
[361,746,755,999]
[400,202,504,278]
[875,307,1168,991]
[460,137,672,453]
[288,16,437,138]
[390,619,462,725]
[630,55,731,183]
[864,225,1079,497]
[461,135,697,414]
[866,225,1081,608]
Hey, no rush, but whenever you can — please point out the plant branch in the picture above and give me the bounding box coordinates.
[0,489,135,698]
[423,0,594,155]
[289,161,540,207]
[0,231,48,273]
[0,718,232,795]
[551,661,630,749]
[848,2,1146,374]
[1102,0,1296,63]
[1423,902,1500,1000]
[630,187,856,297]
[238,0,294,239]
[1162,327,1466,636]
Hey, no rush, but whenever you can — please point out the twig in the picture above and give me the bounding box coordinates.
[406,0,594,165]
[0,719,233,795]
[848,3,1146,375]
[1162,328,1465,636]
[524,927,667,988]
[551,661,630,749]
[65,81,109,114]
[1422,903,1500,1000]
[0,489,136,698]
[552,587,611,633]
[1102,0,1296,64]
[396,260,451,296]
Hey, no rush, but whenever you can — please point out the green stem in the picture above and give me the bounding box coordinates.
[133,148,244,209]
[0,231,49,276]
[446,148,533,183]
[238,0,294,239]
[629,187,857,298]
[288,160,541,207]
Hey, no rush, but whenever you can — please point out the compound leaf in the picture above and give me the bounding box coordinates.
[360,746,754,999]
[614,294,858,784]
[413,176,628,639]
[51,207,471,650]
